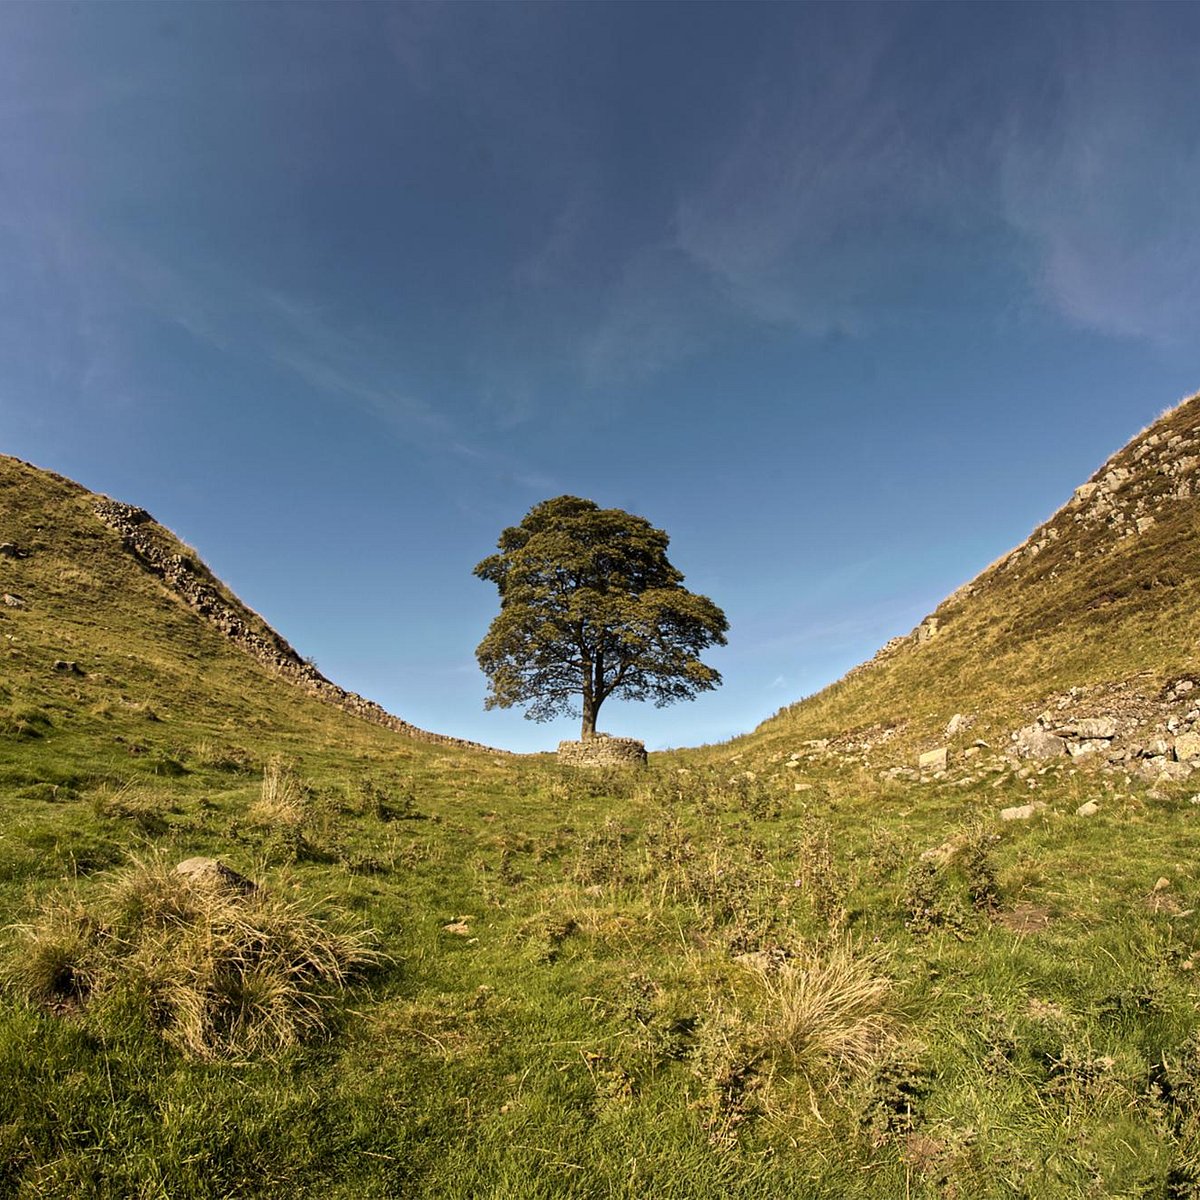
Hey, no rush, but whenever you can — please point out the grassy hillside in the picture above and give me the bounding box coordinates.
[5,400,1200,1199]
[732,391,1200,768]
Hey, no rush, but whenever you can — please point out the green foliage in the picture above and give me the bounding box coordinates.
[475,495,728,736]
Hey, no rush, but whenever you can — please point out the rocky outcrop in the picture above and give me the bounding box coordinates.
[175,856,255,895]
[92,499,505,754]
[557,735,648,767]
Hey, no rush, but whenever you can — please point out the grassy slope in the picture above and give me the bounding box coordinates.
[4,404,1200,1198]
[732,392,1200,767]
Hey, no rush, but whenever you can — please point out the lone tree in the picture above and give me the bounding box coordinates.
[474,496,728,739]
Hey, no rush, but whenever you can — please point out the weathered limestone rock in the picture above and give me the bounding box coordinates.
[1174,732,1200,762]
[1076,800,1100,817]
[557,735,647,768]
[1058,717,1118,740]
[1000,801,1048,821]
[2,593,24,608]
[91,499,502,754]
[945,713,970,737]
[1012,726,1067,759]
[1067,739,1111,758]
[916,617,940,644]
[1137,757,1192,783]
[175,857,255,895]
[918,747,948,772]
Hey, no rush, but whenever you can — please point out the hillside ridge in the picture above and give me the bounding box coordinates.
[2,454,504,754]
[743,389,1200,780]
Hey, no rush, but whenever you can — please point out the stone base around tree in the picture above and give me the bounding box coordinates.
[556,734,648,767]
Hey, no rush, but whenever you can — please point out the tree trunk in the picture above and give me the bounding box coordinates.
[581,695,599,739]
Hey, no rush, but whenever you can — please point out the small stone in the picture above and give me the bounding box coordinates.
[1000,801,1048,821]
[793,782,814,792]
[1067,739,1110,758]
[945,713,970,737]
[1153,877,1172,893]
[918,747,948,771]
[2,593,24,608]
[175,857,255,895]
[1076,800,1100,817]
[1059,717,1118,740]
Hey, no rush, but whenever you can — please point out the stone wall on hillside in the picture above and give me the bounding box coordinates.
[557,735,648,767]
[92,499,505,754]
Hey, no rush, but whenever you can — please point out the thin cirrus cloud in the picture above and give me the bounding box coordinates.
[999,15,1200,346]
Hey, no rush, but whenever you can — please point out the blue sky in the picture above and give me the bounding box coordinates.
[2,1,1198,751]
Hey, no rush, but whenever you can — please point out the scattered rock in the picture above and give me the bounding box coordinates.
[1067,739,1110,758]
[2,593,25,608]
[1057,717,1118,740]
[1175,732,1200,762]
[1153,876,1172,893]
[918,747,948,772]
[919,836,966,867]
[1138,758,1192,784]
[1000,801,1048,821]
[442,917,474,936]
[916,617,940,644]
[174,857,255,895]
[945,713,971,737]
[1075,800,1100,817]
[793,782,814,793]
[1011,727,1067,760]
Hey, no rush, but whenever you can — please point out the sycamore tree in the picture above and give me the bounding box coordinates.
[474,495,728,740]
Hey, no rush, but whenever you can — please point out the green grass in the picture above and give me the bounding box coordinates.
[4,401,1200,1198]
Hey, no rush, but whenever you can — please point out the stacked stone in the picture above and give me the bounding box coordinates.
[557,735,648,767]
[92,500,505,754]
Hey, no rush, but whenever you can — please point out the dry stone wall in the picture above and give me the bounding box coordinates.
[557,735,648,767]
[92,499,504,754]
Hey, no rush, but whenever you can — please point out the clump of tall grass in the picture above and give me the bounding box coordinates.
[753,940,897,1075]
[6,855,379,1059]
[249,755,309,828]
[698,938,900,1129]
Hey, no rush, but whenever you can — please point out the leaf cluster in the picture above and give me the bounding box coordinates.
[475,496,728,724]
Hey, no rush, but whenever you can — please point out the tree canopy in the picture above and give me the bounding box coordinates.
[474,496,728,739]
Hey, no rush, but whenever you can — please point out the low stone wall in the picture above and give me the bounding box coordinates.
[92,499,504,754]
[557,735,647,767]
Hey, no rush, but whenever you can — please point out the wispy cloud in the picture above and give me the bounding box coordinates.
[999,12,1200,346]
[672,19,903,335]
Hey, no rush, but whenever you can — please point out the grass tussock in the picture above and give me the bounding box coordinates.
[6,856,379,1059]
[753,941,897,1075]
[249,755,308,827]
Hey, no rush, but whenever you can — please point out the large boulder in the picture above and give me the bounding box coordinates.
[1174,732,1200,762]
[1012,726,1067,759]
